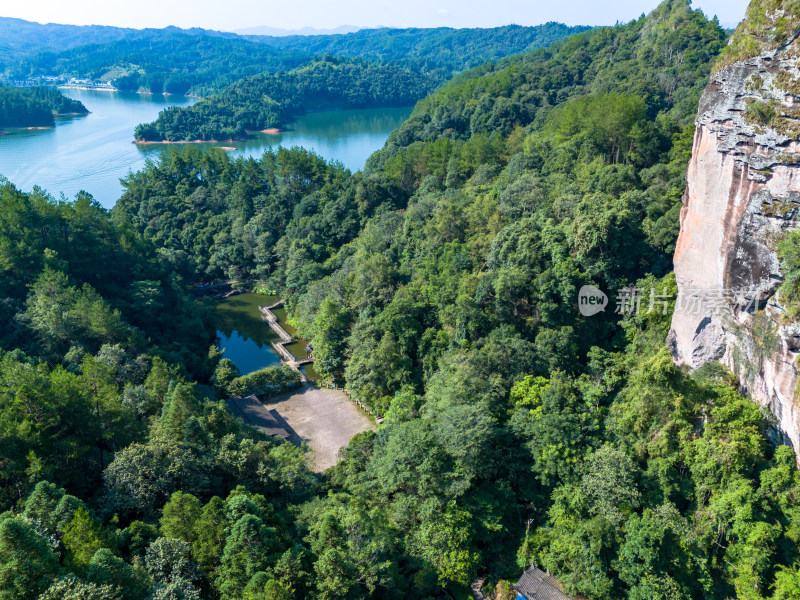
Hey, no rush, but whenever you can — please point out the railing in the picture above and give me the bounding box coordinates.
[270,342,296,363]
[258,303,383,424]
[342,388,383,424]
[259,306,293,344]
[259,303,310,383]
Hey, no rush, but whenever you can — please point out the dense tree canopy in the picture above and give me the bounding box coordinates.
[5,22,589,96]
[0,85,87,127]
[3,2,800,600]
[134,57,432,141]
[7,35,310,96]
[252,23,593,83]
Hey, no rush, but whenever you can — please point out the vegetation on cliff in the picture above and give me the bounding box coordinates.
[715,0,800,71]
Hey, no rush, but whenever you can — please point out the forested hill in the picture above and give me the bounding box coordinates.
[247,23,593,80]
[0,16,245,70]
[5,22,589,96]
[0,85,87,127]
[0,17,140,67]
[112,2,800,596]
[133,57,432,141]
[6,35,312,97]
[7,1,800,599]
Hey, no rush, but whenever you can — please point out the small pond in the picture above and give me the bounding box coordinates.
[215,292,319,380]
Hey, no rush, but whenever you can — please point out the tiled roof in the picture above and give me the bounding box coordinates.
[514,567,572,600]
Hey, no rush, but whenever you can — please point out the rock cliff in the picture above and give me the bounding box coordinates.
[669,0,800,448]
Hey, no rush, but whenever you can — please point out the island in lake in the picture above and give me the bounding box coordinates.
[133,57,430,142]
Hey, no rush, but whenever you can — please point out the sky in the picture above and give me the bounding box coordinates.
[2,0,750,32]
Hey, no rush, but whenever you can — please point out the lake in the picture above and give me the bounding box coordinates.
[216,292,319,380]
[0,88,412,209]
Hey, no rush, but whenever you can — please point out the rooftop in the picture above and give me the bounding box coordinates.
[514,566,572,600]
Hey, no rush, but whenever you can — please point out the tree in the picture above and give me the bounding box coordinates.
[21,480,64,533]
[211,359,239,396]
[87,549,151,600]
[149,579,202,600]
[580,445,641,525]
[615,504,709,598]
[62,507,109,570]
[191,497,227,574]
[160,492,202,545]
[153,385,203,441]
[311,299,351,383]
[773,563,800,600]
[144,538,201,587]
[313,548,358,600]
[120,521,159,560]
[0,516,60,600]
[412,501,480,585]
[216,515,279,600]
[243,572,293,600]
[103,441,211,520]
[39,576,121,600]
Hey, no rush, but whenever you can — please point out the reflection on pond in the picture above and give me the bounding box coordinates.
[216,292,319,380]
[216,293,280,375]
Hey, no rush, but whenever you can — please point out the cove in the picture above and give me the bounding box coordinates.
[216,292,319,380]
[0,88,412,209]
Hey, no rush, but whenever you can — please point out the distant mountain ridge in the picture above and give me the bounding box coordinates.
[0,16,241,67]
[232,24,363,36]
[2,19,592,96]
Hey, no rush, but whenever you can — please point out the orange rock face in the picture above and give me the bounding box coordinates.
[669,45,800,450]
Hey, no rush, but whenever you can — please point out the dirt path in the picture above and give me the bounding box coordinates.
[263,384,376,471]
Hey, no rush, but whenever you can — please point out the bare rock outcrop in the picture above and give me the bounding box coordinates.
[669,2,800,448]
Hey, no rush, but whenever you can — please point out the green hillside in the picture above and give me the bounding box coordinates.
[0,85,87,127]
[134,57,433,141]
[3,2,800,600]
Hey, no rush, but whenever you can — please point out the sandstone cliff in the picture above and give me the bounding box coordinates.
[669,0,800,448]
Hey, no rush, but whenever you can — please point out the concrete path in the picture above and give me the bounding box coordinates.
[263,384,376,471]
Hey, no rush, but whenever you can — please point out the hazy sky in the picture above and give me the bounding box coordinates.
[3,0,750,31]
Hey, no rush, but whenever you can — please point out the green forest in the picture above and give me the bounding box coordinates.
[4,22,589,96]
[249,23,593,83]
[0,85,87,127]
[0,16,170,67]
[7,35,311,96]
[134,57,433,141]
[3,1,800,599]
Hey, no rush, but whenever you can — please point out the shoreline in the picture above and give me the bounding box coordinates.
[58,85,118,92]
[55,84,203,100]
[134,127,284,145]
[134,138,243,145]
[57,84,205,99]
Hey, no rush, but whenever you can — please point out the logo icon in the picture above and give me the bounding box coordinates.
[578,285,608,316]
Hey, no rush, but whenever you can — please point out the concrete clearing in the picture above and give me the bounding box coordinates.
[262,384,376,472]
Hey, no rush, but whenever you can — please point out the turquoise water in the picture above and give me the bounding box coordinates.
[0,88,412,208]
[215,293,282,375]
[216,292,318,379]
